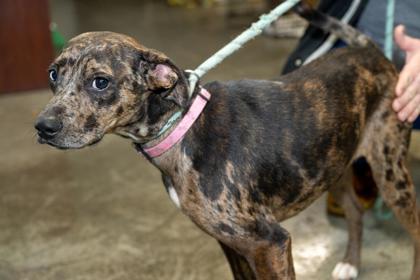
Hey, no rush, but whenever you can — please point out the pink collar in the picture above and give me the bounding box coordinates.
[141,88,211,158]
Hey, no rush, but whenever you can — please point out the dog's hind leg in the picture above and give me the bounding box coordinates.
[366,114,420,279]
[369,155,420,280]
[219,242,256,280]
[330,168,364,280]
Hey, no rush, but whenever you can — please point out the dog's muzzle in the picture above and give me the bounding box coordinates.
[35,116,63,141]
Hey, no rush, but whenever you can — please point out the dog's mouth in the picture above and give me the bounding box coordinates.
[37,133,103,150]
[37,136,71,150]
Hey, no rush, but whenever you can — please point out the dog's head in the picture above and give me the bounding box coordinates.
[35,31,188,149]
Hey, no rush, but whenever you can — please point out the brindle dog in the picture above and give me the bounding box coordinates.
[35,2,419,280]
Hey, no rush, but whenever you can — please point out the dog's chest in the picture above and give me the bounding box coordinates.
[167,186,181,208]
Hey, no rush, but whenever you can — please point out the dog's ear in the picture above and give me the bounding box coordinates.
[147,64,178,91]
[139,51,189,108]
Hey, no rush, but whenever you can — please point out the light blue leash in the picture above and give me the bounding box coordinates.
[157,0,300,138]
[384,0,396,60]
[187,0,301,96]
[187,0,396,93]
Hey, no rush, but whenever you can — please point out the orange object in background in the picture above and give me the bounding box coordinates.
[0,0,53,94]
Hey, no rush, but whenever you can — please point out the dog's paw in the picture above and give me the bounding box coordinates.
[332,262,358,280]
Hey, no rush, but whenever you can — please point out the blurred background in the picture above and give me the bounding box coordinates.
[0,0,419,279]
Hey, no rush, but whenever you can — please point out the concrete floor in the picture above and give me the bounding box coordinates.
[1,0,420,279]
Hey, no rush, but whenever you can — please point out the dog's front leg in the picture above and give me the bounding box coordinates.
[231,222,295,280]
[248,235,295,280]
[219,241,256,280]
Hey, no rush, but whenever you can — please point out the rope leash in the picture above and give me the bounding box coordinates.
[187,0,397,93]
[384,0,395,60]
[187,0,301,96]
[374,0,396,221]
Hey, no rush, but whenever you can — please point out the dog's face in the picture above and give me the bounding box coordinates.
[35,32,188,149]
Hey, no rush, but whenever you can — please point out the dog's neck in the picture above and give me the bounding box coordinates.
[115,78,201,147]
[116,101,182,144]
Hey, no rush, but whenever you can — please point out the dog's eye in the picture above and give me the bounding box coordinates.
[49,69,58,82]
[92,77,109,91]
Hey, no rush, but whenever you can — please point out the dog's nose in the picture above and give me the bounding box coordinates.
[35,116,63,139]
